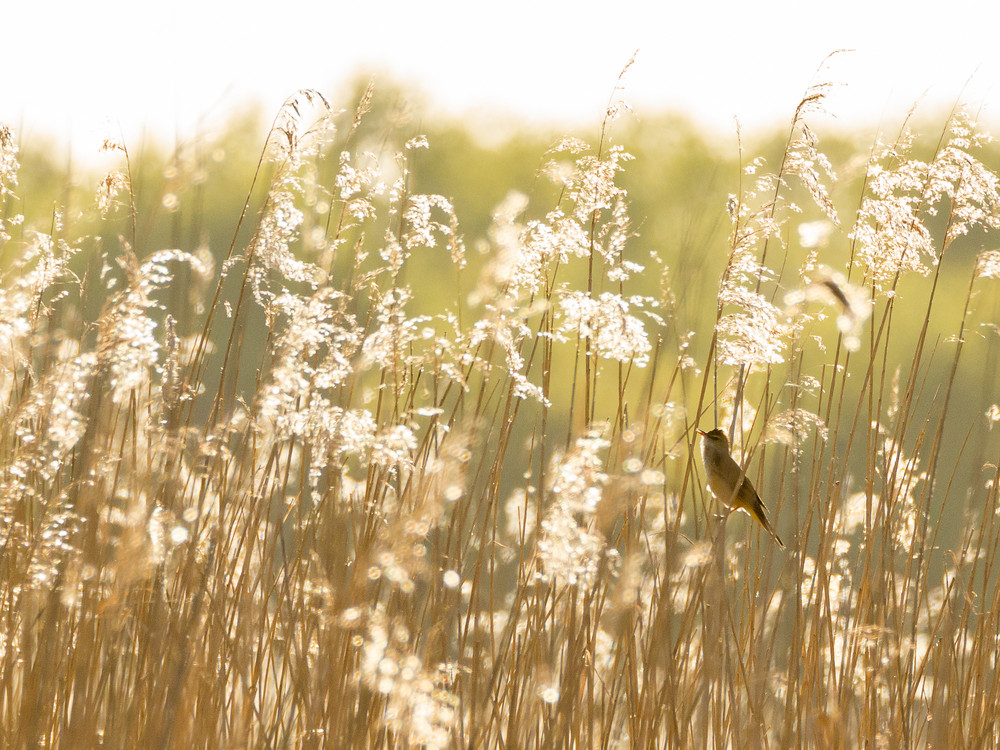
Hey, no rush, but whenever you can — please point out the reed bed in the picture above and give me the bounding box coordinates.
[1,78,1000,748]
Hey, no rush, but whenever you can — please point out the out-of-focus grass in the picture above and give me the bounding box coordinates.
[1,78,1000,749]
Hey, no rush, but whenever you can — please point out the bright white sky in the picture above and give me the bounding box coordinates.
[5,0,1000,162]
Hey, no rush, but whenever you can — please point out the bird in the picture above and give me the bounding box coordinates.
[697,428,783,547]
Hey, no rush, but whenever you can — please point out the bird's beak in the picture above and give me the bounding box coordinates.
[697,429,707,437]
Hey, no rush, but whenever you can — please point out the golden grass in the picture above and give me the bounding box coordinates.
[1,82,1000,748]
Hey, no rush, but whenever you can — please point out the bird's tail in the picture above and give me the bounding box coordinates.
[746,501,784,548]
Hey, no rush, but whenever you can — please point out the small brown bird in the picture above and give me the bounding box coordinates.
[698,428,783,547]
